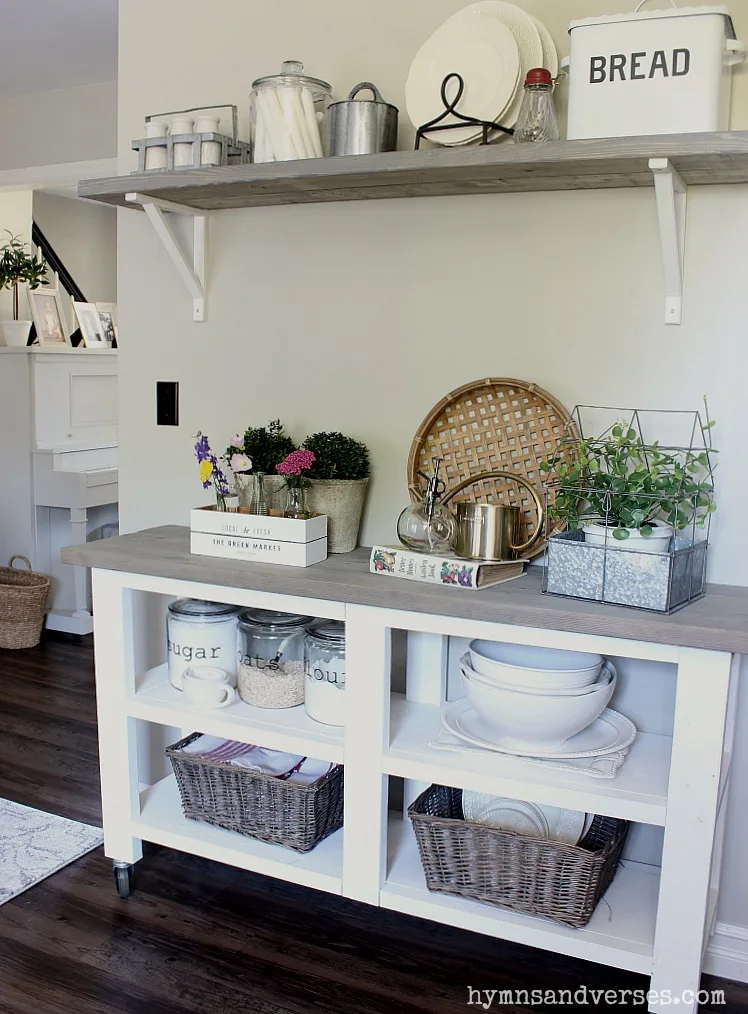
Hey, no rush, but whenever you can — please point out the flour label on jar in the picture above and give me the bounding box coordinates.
[305,655,346,691]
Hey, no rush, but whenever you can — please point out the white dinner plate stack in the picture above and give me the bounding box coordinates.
[461,790,594,845]
[405,2,558,145]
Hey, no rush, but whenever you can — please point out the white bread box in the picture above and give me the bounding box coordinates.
[565,3,746,140]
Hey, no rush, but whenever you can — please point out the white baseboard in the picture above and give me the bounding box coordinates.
[705,922,748,982]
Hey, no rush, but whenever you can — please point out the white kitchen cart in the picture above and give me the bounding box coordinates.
[63,526,748,1014]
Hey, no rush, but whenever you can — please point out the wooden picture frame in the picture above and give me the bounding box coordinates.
[28,287,71,347]
[73,300,108,348]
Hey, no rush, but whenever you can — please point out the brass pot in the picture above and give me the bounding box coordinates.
[442,471,544,562]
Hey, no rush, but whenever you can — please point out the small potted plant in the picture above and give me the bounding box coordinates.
[227,419,295,512]
[0,233,47,347]
[302,432,370,553]
[541,404,716,611]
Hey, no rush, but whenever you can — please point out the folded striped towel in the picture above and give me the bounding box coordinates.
[180,735,334,785]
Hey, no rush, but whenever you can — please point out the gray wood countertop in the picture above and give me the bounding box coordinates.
[63,526,748,654]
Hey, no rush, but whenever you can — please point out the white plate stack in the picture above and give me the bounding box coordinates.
[405,2,558,145]
[462,790,594,846]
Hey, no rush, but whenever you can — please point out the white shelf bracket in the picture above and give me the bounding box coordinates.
[649,158,687,326]
[125,192,206,322]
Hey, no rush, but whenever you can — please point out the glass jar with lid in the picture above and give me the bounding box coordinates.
[237,609,313,709]
[304,620,346,727]
[250,60,332,163]
[167,599,241,690]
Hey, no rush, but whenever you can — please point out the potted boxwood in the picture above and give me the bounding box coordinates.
[227,419,295,511]
[0,233,47,347]
[302,432,370,553]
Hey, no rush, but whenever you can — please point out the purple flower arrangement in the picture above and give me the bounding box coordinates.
[194,432,235,511]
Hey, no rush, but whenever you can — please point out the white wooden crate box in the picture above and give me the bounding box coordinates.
[190,507,327,567]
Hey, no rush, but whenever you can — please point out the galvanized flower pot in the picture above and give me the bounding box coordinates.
[543,529,707,613]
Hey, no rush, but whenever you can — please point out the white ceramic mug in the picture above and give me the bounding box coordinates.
[182,666,237,708]
[195,114,221,165]
[171,115,195,167]
[144,120,169,170]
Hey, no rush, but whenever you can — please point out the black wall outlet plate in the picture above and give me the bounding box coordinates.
[156,381,179,426]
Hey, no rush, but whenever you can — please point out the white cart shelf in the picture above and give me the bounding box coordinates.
[386,696,671,826]
[63,526,747,1014]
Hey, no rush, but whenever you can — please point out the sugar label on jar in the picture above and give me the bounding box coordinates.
[167,616,238,690]
[169,639,225,663]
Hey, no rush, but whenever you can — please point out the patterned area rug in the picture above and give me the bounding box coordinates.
[0,798,103,904]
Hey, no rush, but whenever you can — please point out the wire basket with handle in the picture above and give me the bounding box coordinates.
[0,556,50,649]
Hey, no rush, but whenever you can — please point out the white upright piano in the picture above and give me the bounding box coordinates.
[0,346,118,634]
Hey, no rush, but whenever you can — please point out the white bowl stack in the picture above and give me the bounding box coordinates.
[405,2,558,145]
[460,640,616,751]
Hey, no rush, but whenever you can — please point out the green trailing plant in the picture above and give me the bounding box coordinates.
[227,419,295,475]
[540,403,717,542]
[0,232,47,320]
[302,431,370,481]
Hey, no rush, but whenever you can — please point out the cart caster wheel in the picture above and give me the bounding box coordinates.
[113,862,133,899]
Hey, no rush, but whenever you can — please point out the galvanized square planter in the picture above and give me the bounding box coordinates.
[544,529,708,613]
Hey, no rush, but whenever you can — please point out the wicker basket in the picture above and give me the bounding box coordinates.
[166,734,344,853]
[408,786,629,928]
[0,556,51,650]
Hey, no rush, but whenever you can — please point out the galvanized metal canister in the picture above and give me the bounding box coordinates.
[328,82,398,156]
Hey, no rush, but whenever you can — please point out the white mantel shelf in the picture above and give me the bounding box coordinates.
[74,523,741,1014]
[63,525,748,654]
[0,346,117,354]
[78,131,748,210]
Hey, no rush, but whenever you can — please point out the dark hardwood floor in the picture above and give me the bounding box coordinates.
[0,634,745,1014]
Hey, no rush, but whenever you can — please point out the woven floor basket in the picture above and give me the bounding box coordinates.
[0,556,51,650]
[166,733,344,853]
[409,786,629,928]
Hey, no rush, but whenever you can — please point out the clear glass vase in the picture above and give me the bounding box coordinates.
[250,472,268,515]
[284,484,311,519]
[235,474,253,510]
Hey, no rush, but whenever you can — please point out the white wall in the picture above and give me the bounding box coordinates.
[116,0,748,943]
[33,191,117,333]
[0,81,116,171]
[0,189,32,323]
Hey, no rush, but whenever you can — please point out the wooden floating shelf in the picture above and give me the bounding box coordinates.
[78,131,748,211]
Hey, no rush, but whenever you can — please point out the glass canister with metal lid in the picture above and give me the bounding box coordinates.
[237,609,313,709]
[304,620,346,727]
[250,60,332,163]
[167,599,241,690]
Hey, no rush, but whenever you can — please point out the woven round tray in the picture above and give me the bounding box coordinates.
[407,378,576,559]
